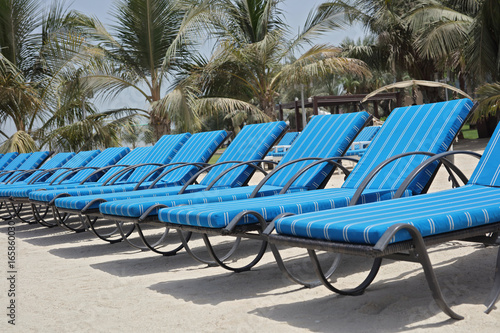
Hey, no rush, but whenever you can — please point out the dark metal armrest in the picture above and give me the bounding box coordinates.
[278,156,359,194]
[27,167,73,184]
[349,152,437,206]
[102,163,165,186]
[177,160,258,194]
[6,168,40,183]
[52,166,101,185]
[248,156,354,198]
[203,159,274,191]
[393,150,482,198]
[78,164,131,184]
[142,162,210,190]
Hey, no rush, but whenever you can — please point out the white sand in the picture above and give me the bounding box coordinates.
[1,138,500,332]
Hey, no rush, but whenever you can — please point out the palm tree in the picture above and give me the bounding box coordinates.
[404,0,500,89]
[0,0,132,152]
[173,0,370,124]
[323,0,445,101]
[78,0,217,140]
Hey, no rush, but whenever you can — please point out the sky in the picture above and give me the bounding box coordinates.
[66,0,366,108]
[3,1,366,136]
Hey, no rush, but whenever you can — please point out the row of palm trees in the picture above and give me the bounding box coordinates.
[1,0,499,153]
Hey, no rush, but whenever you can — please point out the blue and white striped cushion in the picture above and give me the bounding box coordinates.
[19,152,75,184]
[155,130,228,185]
[0,152,18,170]
[93,115,368,217]
[267,132,300,156]
[266,113,370,189]
[468,122,500,187]
[30,132,228,203]
[59,147,130,184]
[199,122,288,187]
[150,100,472,229]
[155,187,412,228]
[124,133,191,183]
[342,99,473,193]
[1,153,31,171]
[98,185,295,216]
[0,151,52,183]
[274,185,500,244]
[53,124,287,211]
[5,150,101,198]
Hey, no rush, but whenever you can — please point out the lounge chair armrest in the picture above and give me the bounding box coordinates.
[103,163,165,185]
[248,157,354,198]
[222,210,268,234]
[138,204,169,222]
[393,150,482,198]
[142,162,210,190]
[177,160,261,194]
[52,166,101,185]
[262,213,297,236]
[277,156,359,195]
[349,151,437,206]
[81,198,108,214]
[203,160,274,191]
[27,167,73,184]
[6,168,40,183]
[78,164,131,185]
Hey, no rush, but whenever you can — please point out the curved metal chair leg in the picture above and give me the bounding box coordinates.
[373,224,463,320]
[269,243,342,288]
[178,231,223,266]
[0,201,17,221]
[31,203,57,227]
[86,215,128,244]
[202,234,267,272]
[485,246,500,313]
[308,249,381,295]
[133,224,187,256]
[52,207,86,232]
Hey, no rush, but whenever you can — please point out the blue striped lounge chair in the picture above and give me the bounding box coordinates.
[29,131,229,230]
[146,99,475,268]
[267,131,300,159]
[9,133,191,209]
[0,152,74,220]
[1,152,75,185]
[51,122,290,242]
[0,151,53,183]
[0,149,101,221]
[0,153,34,181]
[264,114,500,320]
[345,125,381,157]
[0,152,20,171]
[87,112,371,249]
[3,148,129,224]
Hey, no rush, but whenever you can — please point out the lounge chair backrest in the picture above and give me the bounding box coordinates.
[15,151,51,170]
[353,125,381,142]
[2,153,32,171]
[265,112,370,189]
[0,151,52,182]
[342,99,474,194]
[199,122,288,187]
[65,147,130,183]
[157,130,229,185]
[40,152,76,170]
[41,150,101,184]
[468,122,500,187]
[125,133,191,183]
[98,146,153,183]
[20,152,76,183]
[277,132,300,147]
[0,152,18,170]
